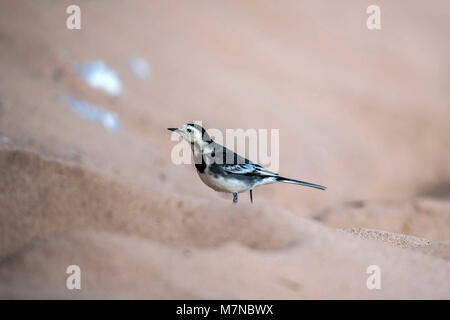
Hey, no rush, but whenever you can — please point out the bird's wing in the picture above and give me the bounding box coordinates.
[221,163,278,177]
[211,145,250,165]
[209,143,278,177]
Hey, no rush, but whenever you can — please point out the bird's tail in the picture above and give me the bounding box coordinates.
[276,176,327,190]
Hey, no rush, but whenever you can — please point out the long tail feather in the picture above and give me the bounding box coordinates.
[276,176,327,190]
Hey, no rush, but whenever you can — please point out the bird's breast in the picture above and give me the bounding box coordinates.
[197,168,251,193]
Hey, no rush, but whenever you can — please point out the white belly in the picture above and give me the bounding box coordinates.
[197,170,250,193]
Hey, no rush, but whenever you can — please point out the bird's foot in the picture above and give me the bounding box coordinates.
[233,192,238,203]
[250,189,253,204]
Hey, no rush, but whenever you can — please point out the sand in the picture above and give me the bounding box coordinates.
[0,0,449,299]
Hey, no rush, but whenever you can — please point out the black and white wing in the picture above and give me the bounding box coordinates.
[208,143,278,178]
[221,163,278,178]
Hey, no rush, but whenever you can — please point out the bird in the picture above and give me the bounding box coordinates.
[168,123,326,203]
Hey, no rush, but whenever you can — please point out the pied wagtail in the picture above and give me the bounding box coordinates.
[168,123,326,203]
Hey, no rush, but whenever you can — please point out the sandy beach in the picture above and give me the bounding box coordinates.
[0,0,449,299]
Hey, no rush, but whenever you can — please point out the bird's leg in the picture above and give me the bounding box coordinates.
[250,189,253,203]
[233,192,238,203]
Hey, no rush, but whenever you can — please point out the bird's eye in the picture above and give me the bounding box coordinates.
[187,128,192,133]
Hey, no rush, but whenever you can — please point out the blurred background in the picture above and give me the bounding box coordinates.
[0,0,449,299]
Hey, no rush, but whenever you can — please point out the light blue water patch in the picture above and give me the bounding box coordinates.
[128,56,151,80]
[74,60,122,96]
[59,95,120,132]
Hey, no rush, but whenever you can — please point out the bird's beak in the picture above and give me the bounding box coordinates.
[167,128,178,132]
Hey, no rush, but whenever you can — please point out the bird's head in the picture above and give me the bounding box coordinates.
[168,123,213,146]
